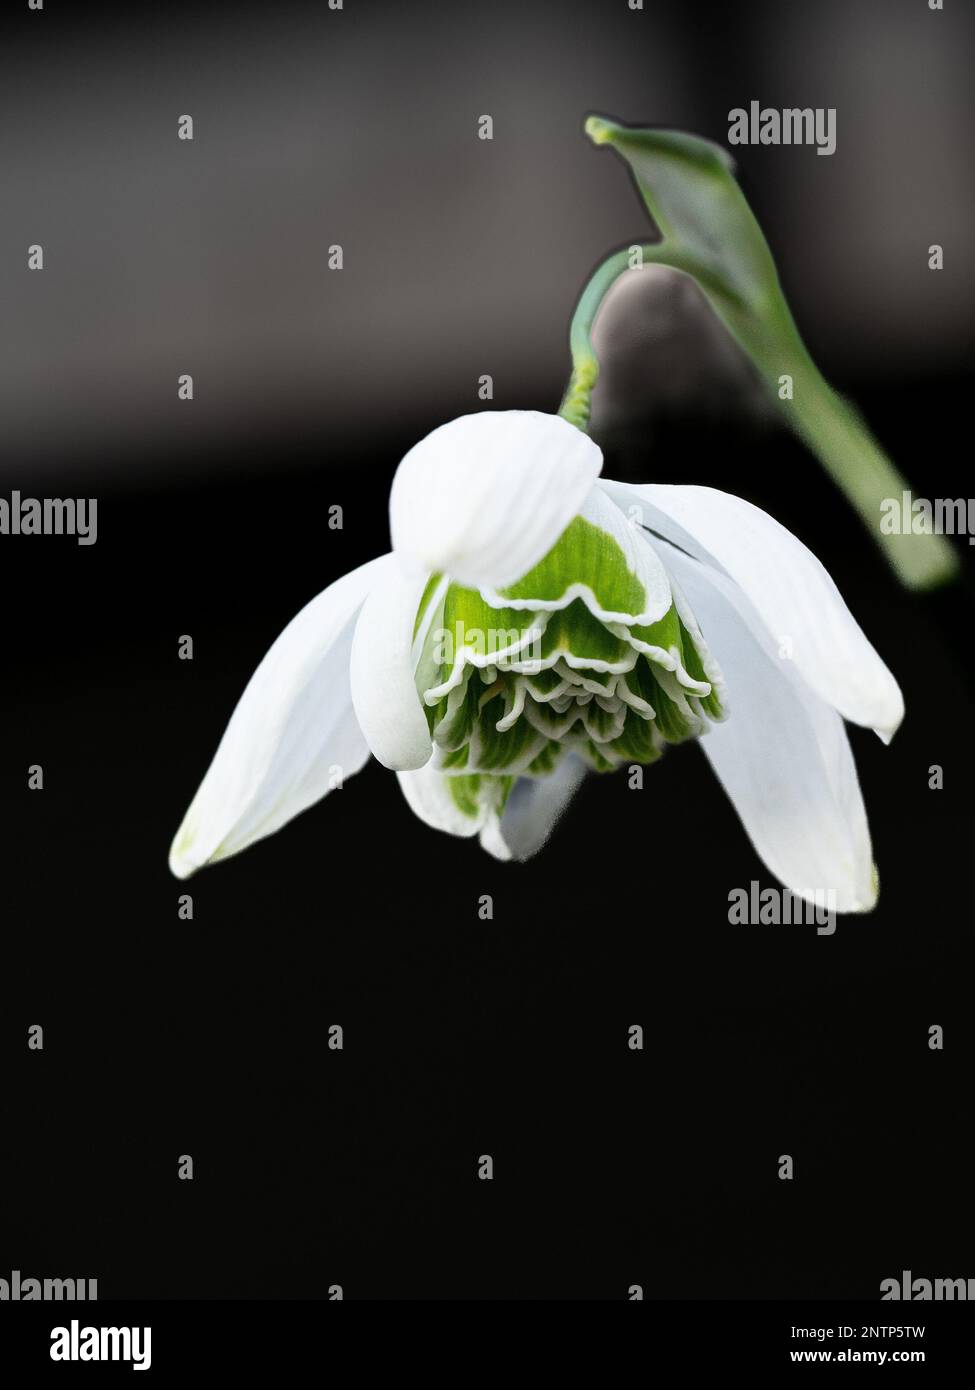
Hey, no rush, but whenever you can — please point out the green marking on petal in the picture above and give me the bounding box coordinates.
[412,572,444,640]
[607,708,665,765]
[527,741,564,776]
[445,772,515,822]
[432,677,481,750]
[538,600,635,670]
[526,667,568,700]
[441,585,544,668]
[440,744,470,771]
[640,664,698,744]
[470,704,546,773]
[410,523,726,785]
[578,739,617,773]
[496,515,646,617]
[677,616,725,720]
[626,604,682,656]
[446,772,483,819]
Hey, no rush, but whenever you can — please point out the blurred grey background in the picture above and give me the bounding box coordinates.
[1,0,972,486]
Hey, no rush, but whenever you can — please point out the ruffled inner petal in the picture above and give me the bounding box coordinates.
[414,509,726,785]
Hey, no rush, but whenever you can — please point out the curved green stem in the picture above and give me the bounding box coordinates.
[559,248,633,429]
[562,114,960,591]
[559,242,704,429]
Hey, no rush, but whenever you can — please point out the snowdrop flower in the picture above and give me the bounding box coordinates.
[168,410,902,911]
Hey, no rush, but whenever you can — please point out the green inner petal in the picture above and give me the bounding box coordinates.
[446,772,514,821]
[537,600,635,670]
[496,514,646,616]
[677,616,724,720]
[413,517,725,784]
[627,603,682,654]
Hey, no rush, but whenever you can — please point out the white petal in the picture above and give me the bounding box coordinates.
[397,758,584,863]
[494,756,587,861]
[349,566,434,771]
[169,553,392,879]
[478,815,514,862]
[599,480,903,742]
[662,542,877,912]
[390,410,603,588]
[396,762,485,840]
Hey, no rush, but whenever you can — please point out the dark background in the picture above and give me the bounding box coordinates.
[1,0,973,1300]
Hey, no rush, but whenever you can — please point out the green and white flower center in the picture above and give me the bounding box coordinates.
[411,491,726,814]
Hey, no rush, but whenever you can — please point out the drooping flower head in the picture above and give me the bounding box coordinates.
[170,410,902,912]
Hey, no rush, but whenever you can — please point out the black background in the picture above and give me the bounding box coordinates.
[1,0,973,1302]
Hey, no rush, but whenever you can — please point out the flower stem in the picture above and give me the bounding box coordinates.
[558,248,632,431]
[568,115,961,591]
